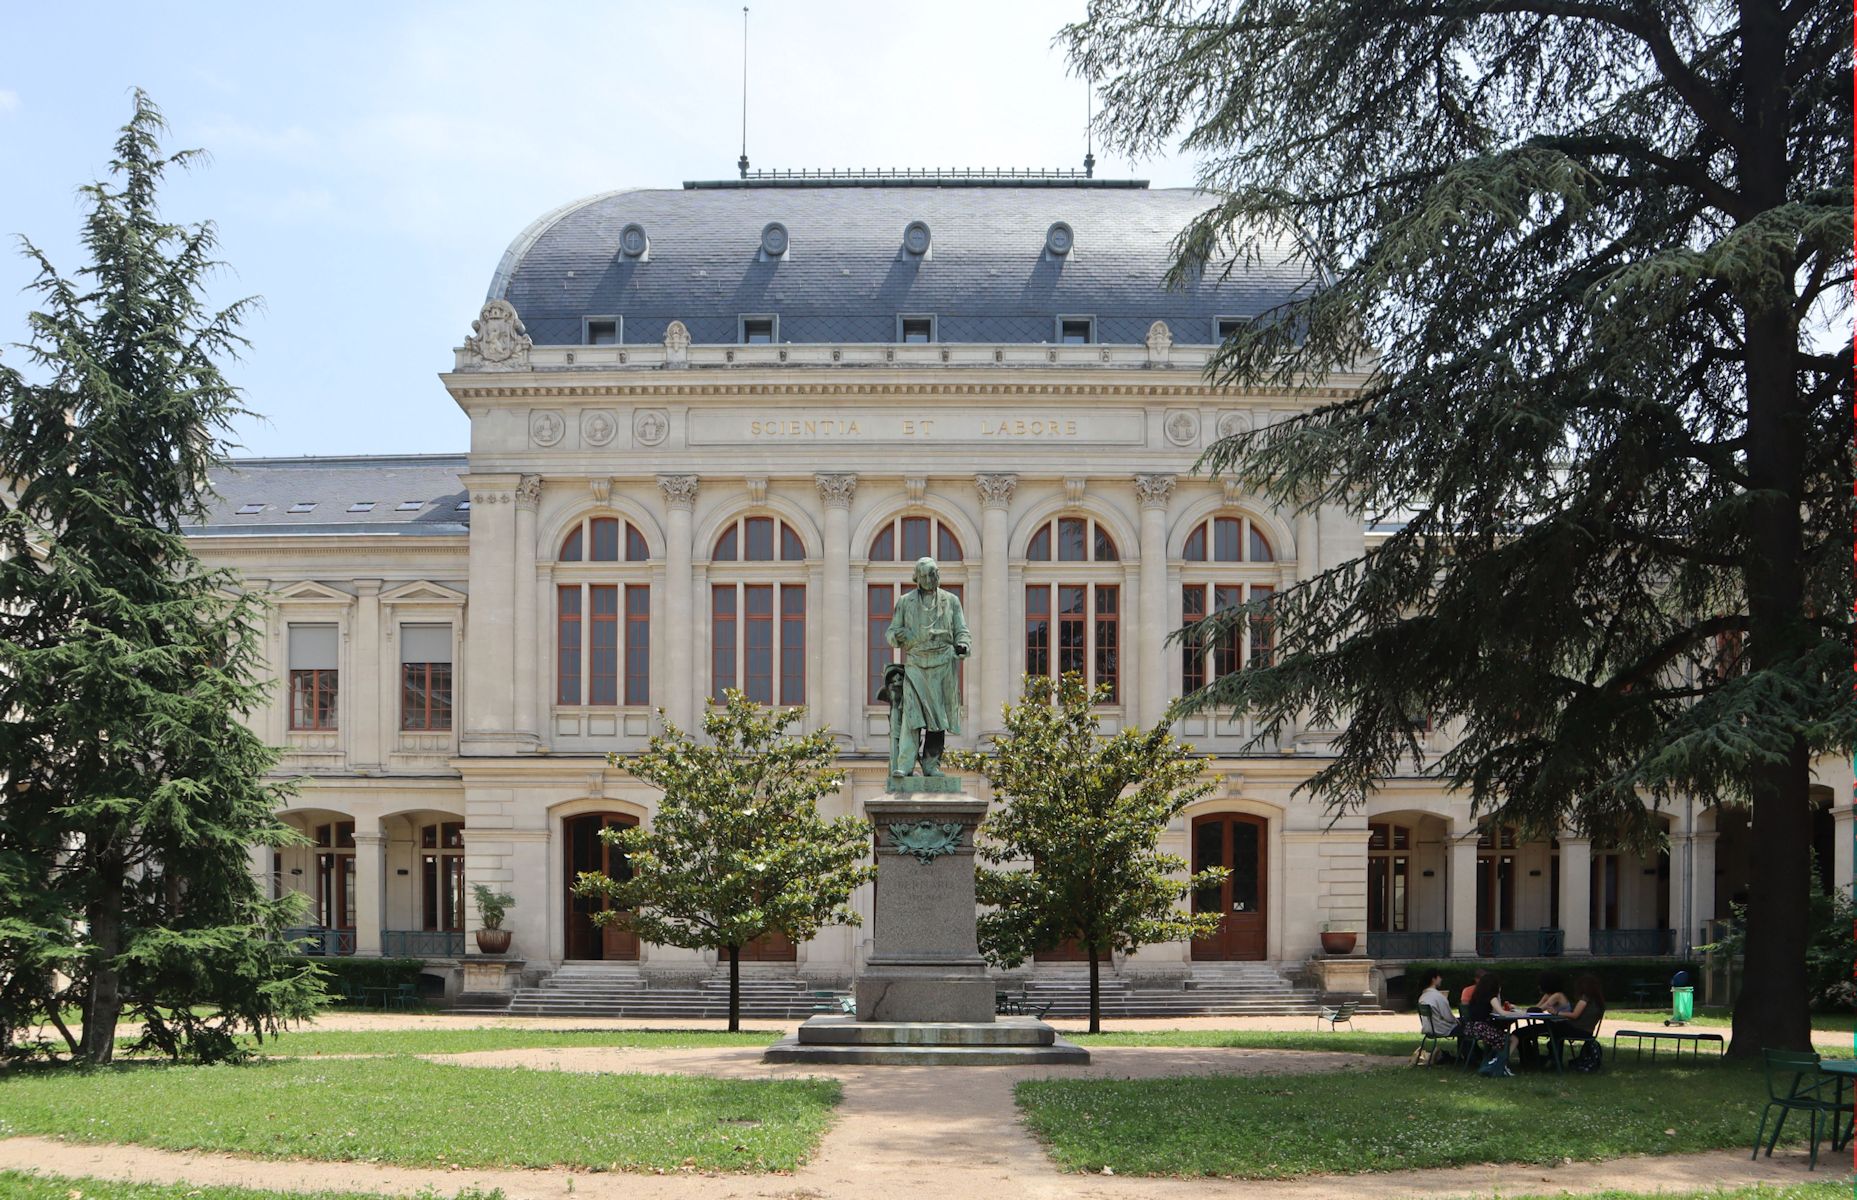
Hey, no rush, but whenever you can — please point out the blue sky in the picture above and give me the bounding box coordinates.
[0,2,1198,458]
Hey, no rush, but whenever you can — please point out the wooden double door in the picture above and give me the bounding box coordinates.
[564,812,639,960]
[1191,813,1268,961]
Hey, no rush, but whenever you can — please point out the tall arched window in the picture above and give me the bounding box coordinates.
[557,516,651,707]
[711,515,807,705]
[866,515,966,702]
[1180,513,1278,694]
[1023,516,1120,702]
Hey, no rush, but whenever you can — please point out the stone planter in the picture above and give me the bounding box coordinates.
[475,928,513,955]
[1319,931,1358,956]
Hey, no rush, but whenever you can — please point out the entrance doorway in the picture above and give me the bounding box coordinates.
[564,812,639,960]
[1191,812,1268,960]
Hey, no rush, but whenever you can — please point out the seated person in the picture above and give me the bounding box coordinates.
[1414,969,1458,1062]
[1458,966,1488,1008]
[1464,971,1517,1075]
[1562,974,1607,1037]
[1533,971,1571,1014]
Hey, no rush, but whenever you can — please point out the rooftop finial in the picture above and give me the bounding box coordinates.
[738,6,751,180]
[1083,76,1096,179]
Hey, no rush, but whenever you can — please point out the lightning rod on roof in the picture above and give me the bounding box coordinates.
[1084,75,1096,179]
[739,6,751,180]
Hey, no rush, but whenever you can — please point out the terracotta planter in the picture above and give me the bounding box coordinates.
[475,928,513,955]
[1319,931,1357,956]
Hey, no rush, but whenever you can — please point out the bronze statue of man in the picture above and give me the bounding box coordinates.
[885,556,970,779]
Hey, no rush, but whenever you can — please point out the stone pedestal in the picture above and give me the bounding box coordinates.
[1306,955,1376,1002]
[855,791,995,1023]
[459,957,524,998]
[764,781,1088,1066]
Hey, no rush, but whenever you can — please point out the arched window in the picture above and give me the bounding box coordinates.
[1022,516,1121,702]
[712,515,808,705]
[866,515,967,703]
[1182,514,1273,563]
[869,514,963,563]
[1180,512,1278,695]
[557,516,651,707]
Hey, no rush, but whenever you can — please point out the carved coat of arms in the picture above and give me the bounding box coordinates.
[465,299,533,370]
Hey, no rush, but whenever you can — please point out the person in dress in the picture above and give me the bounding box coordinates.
[1465,971,1517,1075]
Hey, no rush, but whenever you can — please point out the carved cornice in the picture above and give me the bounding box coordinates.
[657,473,699,510]
[974,473,1017,509]
[445,379,1361,402]
[514,474,543,510]
[1134,473,1176,510]
[815,472,858,509]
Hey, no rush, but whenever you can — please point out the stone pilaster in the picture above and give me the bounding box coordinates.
[512,475,542,742]
[460,473,520,750]
[817,473,858,738]
[1448,832,1479,957]
[1559,836,1593,953]
[974,473,1016,733]
[353,820,385,956]
[350,580,382,768]
[659,474,699,731]
[1134,474,1174,729]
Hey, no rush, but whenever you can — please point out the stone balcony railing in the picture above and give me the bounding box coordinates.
[456,339,1233,375]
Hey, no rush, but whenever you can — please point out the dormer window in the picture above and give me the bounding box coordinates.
[584,318,618,345]
[1058,316,1094,344]
[899,316,935,343]
[740,315,777,344]
[1216,316,1246,340]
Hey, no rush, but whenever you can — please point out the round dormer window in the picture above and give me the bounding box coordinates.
[1045,221,1074,256]
[903,220,932,256]
[619,223,649,257]
[761,222,790,257]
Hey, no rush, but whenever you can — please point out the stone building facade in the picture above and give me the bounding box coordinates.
[188,177,1848,995]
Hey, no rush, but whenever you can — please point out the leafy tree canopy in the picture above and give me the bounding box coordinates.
[952,673,1225,1032]
[1065,0,1851,1055]
[0,91,324,1063]
[576,691,874,1029]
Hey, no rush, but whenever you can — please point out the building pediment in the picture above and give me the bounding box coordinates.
[272,580,354,604]
[380,580,468,606]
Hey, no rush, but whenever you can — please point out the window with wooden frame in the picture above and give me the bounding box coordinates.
[288,624,340,730]
[1367,821,1411,933]
[1180,512,1279,695]
[421,821,465,933]
[399,624,453,731]
[711,515,808,706]
[556,517,651,707]
[314,820,356,930]
[1022,516,1120,702]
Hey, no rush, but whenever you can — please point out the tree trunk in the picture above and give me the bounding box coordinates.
[1726,0,1813,1059]
[1088,948,1101,1035]
[80,868,126,1064]
[727,944,741,1033]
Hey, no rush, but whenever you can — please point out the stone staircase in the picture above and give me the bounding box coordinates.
[481,965,846,1019]
[459,960,1383,1019]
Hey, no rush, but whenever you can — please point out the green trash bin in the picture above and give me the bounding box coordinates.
[1670,985,1694,1025]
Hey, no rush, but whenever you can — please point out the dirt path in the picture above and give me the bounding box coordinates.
[0,1043,1841,1199]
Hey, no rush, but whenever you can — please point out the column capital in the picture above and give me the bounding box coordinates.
[514,474,543,510]
[1134,473,1176,510]
[974,473,1018,509]
[658,473,700,510]
[352,831,387,847]
[815,472,859,509]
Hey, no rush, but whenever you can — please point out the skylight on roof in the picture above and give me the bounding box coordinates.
[348,501,376,513]
[456,500,471,512]
[235,503,263,515]
[397,500,424,511]
[287,502,316,514]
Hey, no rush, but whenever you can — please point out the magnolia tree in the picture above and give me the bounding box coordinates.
[951,673,1226,1033]
[575,690,875,1031]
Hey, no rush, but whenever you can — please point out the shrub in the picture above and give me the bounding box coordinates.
[295,956,428,1002]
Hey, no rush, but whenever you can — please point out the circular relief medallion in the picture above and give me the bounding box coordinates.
[633,408,669,447]
[1045,221,1074,256]
[761,222,789,257]
[1217,411,1250,440]
[903,220,932,255]
[1164,409,1200,446]
[530,410,565,447]
[582,410,618,447]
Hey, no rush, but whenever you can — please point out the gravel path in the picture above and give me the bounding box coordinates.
[0,1042,1838,1199]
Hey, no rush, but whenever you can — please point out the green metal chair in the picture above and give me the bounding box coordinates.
[1316,1001,1358,1031]
[390,982,420,1011]
[1754,1049,1838,1169]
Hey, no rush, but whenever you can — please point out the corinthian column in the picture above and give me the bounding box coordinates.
[1134,474,1175,729]
[974,474,1017,734]
[659,474,699,732]
[816,473,858,739]
[512,474,542,742]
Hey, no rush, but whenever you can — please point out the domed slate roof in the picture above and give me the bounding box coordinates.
[490,185,1309,347]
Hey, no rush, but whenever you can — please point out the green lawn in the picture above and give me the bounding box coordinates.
[0,1174,505,1200]
[139,1026,779,1057]
[1017,1058,1819,1178]
[0,1057,838,1172]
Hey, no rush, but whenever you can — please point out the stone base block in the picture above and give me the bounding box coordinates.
[459,958,524,995]
[855,972,996,1023]
[764,1015,1090,1066]
[1306,955,1376,1001]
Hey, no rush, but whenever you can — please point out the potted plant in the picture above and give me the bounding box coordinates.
[472,884,515,954]
[1319,922,1358,956]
